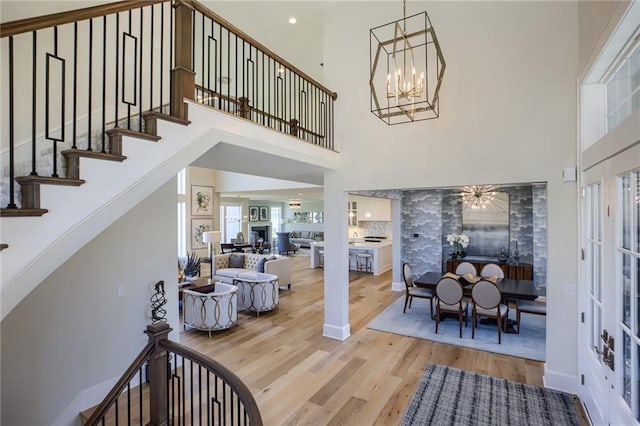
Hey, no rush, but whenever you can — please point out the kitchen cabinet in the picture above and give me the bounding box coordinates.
[348,198,358,226]
[354,195,391,221]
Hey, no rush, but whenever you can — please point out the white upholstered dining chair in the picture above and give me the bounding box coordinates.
[471,280,509,344]
[455,261,477,276]
[402,263,434,318]
[435,277,468,338]
[480,263,504,279]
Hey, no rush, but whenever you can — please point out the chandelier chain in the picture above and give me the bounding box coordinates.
[402,0,407,33]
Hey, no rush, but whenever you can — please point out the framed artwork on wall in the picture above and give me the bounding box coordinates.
[249,206,259,222]
[259,206,270,221]
[191,218,213,249]
[191,185,214,216]
[462,191,510,256]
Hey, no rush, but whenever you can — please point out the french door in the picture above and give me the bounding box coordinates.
[580,144,640,424]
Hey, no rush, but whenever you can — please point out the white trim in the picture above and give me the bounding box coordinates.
[391,280,403,292]
[543,363,579,395]
[323,322,351,341]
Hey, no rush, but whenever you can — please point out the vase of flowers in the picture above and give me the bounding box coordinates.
[446,233,470,259]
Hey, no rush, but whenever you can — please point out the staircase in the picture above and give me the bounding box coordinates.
[0,0,338,321]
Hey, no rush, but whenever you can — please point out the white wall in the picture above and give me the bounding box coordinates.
[1,178,178,426]
[321,1,579,382]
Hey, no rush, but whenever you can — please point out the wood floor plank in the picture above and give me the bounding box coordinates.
[178,254,581,425]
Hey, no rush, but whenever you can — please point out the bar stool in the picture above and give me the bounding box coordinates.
[356,252,372,273]
[318,249,325,268]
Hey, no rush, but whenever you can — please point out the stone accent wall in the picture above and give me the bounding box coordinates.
[532,184,548,287]
[401,190,443,276]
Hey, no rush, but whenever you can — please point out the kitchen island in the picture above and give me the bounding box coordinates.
[310,240,392,276]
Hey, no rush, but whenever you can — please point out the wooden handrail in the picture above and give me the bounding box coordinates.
[183,0,337,101]
[0,0,169,38]
[85,341,156,425]
[161,339,264,425]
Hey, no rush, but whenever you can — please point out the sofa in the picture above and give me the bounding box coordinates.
[289,231,324,248]
[211,253,292,289]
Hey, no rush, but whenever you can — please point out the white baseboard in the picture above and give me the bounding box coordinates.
[391,281,403,292]
[52,375,120,426]
[543,363,579,395]
[323,323,351,341]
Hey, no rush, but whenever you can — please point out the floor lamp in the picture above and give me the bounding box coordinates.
[202,231,221,281]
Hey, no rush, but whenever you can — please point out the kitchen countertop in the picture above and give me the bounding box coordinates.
[312,240,392,249]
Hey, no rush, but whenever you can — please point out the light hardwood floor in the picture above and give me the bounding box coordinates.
[179,255,579,425]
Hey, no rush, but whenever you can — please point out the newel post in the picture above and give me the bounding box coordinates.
[171,0,195,121]
[145,322,172,426]
[289,118,299,137]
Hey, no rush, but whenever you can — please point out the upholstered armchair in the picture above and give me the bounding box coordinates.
[276,232,299,255]
[182,282,238,337]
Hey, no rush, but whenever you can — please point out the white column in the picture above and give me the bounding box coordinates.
[391,198,403,291]
[322,172,351,340]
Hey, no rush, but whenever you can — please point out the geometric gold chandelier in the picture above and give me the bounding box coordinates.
[369,0,446,125]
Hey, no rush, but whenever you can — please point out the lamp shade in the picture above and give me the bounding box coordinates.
[202,231,221,243]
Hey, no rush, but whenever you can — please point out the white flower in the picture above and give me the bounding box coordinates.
[446,233,470,248]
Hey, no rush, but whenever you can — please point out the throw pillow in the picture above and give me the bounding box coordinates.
[290,232,297,238]
[256,257,267,273]
[228,254,245,268]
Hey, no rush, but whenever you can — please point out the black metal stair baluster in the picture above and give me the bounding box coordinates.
[159,3,164,113]
[114,13,119,128]
[218,21,222,110]
[101,16,107,152]
[149,5,154,111]
[87,19,93,151]
[31,31,37,175]
[138,7,143,132]
[139,368,143,426]
[72,23,78,148]
[168,1,173,115]
[7,36,16,208]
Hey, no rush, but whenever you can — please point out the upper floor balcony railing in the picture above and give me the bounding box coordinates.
[0,0,337,211]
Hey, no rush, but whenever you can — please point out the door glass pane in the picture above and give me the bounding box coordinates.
[624,253,631,327]
[624,332,631,407]
[596,244,601,301]
[637,257,640,338]
[623,175,631,250]
[636,173,640,251]
[592,300,602,352]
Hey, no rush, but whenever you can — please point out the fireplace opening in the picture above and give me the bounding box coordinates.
[250,226,270,244]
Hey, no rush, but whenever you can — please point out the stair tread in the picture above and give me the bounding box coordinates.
[143,111,191,126]
[62,149,127,162]
[0,208,48,217]
[15,175,85,186]
[106,127,161,142]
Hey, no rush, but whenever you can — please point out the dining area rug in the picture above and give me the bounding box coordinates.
[402,364,580,426]
[367,296,545,361]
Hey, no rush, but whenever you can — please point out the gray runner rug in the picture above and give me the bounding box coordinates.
[402,364,581,426]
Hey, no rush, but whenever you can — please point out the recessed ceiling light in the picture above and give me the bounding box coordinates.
[288,17,297,24]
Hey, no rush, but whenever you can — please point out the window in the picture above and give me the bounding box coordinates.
[607,40,640,131]
[270,206,282,239]
[220,204,242,242]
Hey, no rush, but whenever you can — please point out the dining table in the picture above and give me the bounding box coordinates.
[413,271,545,301]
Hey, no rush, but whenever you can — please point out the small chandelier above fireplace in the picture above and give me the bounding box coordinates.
[369,0,445,125]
